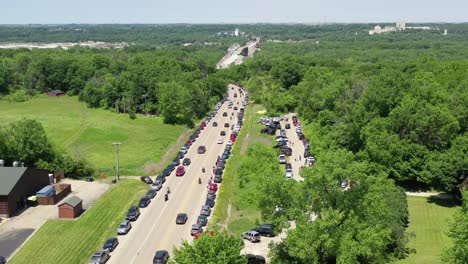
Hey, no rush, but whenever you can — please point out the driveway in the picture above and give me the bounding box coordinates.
[0,179,110,259]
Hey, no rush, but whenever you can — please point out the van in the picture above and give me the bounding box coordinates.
[242,231,261,242]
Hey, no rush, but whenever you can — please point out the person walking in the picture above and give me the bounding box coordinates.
[299,155,302,161]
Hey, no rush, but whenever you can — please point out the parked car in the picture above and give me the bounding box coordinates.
[285,123,291,129]
[126,206,140,221]
[162,167,171,177]
[176,166,185,176]
[197,145,206,154]
[223,112,228,117]
[205,198,215,208]
[213,121,218,127]
[138,197,151,208]
[207,191,216,200]
[172,158,180,166]
[278,154,286,164]
[153,250,169,264]
[285,163,292,170]
[117,220,132,235]
[180,146,188,154]
[224,123,230,128]
[234,106,238,110]
[89,250,110,264]
[214,174,222,183]
[246,254,266,264]
[200,205,211,216]
[286,169,293,179]
[176,213,188,224]
[209,183,218,192]
[0,256,5,264]
[251,224,275,237]
[242,230,261,242]
[103,237,119,252]
[191,224,203,236]
[146,189,157,199]
[140,176,153,184]
[197,215,208,226]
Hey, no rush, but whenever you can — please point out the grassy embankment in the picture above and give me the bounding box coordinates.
[397,196,456,264]
[9,180,148,264]
[0,96,187,175]
[211,104,278,235]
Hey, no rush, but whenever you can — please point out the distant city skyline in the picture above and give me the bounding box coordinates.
[0,0,466,24]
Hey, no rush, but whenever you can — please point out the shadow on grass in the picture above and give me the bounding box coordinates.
[426,196,459,208]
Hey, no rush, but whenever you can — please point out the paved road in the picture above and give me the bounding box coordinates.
[279,113,305,181]
[108,85,245,263]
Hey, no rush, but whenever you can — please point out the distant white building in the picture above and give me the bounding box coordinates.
[396,21,406,31]
[234,28,239,37]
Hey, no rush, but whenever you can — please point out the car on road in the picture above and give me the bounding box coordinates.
[285,123,291,129]
[281,147,292,156]
[191,224,203,236]
[153,250,169,264]
[200,205,211,216]
[286,169,293,179]
[103,237,119,252]
[285,163,292,170]
[197,145,206,154]
[0,256,5,264]
[140,176,153,184]
[279,154,286,164]
[213,121,218,127]
[246,254,266,264]
[177,151,184,159]
[214,174,222,183]
[89,250,110,264]
[209,183,218,192]
[224,123,230,128]
[152,175,165,190]
[251,224,275,237]
[117,220,132,235]
[182,158,191,166]
[162,167,172,177]
[146,189,157,199]
[197,215,208,226]
[227,140,233,146]
[242,230,261,242]
[176,166,185,176]
[234,106,238,110]
[176,213,188,225]
[217,138,224,144]
[138,197,151,208]
[205,198,215,208]
[223,112,228,117]
[126,206,140,221]
[220,130,226,136]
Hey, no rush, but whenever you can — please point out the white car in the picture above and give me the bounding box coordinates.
[217,138,224,144]
[286,169,293,179]
[226,140,233,146]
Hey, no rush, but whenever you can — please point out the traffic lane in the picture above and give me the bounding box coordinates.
[109,91,244,263]
[0,228,34,258]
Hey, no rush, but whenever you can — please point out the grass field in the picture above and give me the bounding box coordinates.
[0,96,187,175]
[211,104,275,235]
[9,180,148,264]
[397,196,457,264]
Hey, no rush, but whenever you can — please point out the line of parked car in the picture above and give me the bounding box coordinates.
[192,86,249,239]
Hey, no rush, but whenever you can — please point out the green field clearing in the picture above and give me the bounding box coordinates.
[211,104,275,235]
[0,96,187,175]
[397,196,457,264]
[9,180,148,264]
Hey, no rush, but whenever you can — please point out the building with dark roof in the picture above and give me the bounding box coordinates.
[46,90,65,96]
[0,167,50,217]
[58,195,82,219]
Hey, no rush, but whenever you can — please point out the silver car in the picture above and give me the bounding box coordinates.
[200,205,211,216]
[89,250,110,264]
[242,231,261,242]
[285,169,293,179]
[117,220,132,235]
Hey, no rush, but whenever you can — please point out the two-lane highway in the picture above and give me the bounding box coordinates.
[108,85,245,263]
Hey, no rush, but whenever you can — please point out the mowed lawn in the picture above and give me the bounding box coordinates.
[0,96,186,175]
[211,104,274,235]
[397,196,457,264]
[9,180,148,264]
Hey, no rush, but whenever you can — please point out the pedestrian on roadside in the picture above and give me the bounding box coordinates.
[299,155,301,161]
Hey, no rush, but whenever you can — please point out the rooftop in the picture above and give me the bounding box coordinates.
[0,167,28,195]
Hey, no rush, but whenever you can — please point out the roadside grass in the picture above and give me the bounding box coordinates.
[0,96,186,175]
[211,104,275,235]
[397,196,457,264]
[8,180,148,264]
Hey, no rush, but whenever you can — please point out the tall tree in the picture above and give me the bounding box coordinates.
[443,191,468,264]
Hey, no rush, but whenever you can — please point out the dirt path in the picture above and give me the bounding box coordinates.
[405,192,453,200]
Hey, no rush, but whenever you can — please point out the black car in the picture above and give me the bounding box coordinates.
[182,158,191,166]
[126,206,140,221]
[221,153,229,160]
[198,145,206,154]
[225,144,232,151]
[285,123,291,129]
[177,151,184,159]
[205,198,215,208]
[0,256,5,264]
[138,197,151,208]
[213,121,218,127]
[214,168,223,177]
[172,158,180,166]
[176,213,188,224]
[214,174,222,183]
[153,250,169,264]
[167,164,175,171]
[223,112,228,117]
[207,192,216,200]
[285,163,292,170]
[140,176,153,184]
[281,147,292,156]
[251,224,274,237]
[234,106,238,110]
[197,215,208,226]
[224,123,230,128]
[220,130,226,136]
[103,237,119,252]
[246,254,266,264]
[162,167,171,177]
[146,189,157,199]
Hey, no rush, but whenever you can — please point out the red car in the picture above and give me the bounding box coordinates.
[209,183,218,192]
[176,166,185,176]
[186,140,193,146]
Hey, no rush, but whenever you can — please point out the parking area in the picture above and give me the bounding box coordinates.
[0,179,110,259]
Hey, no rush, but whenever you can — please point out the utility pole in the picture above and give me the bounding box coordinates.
[112,142,122,182]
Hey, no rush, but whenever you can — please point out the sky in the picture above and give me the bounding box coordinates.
[0,0,466,24]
